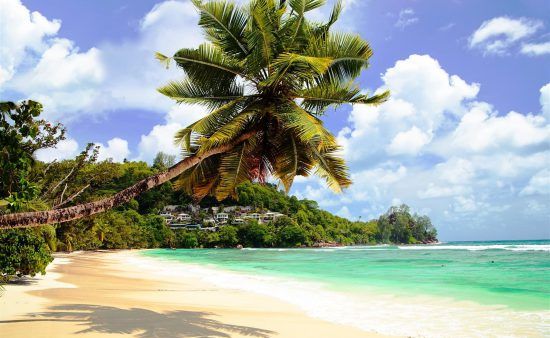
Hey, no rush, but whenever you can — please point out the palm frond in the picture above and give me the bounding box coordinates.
[193,0,249,58]
[271,133,314,192]
[298,80,390,114]
[307,32,373,82]
[172,44,250,87]
[216,142,253,199]
[263,53,332,88]
[197,108,263,154]
[191,97,250,135]
[244,0,282,77]
[174,156,220,199]
[157,78,246,110]
[310,145,351,193]
[275,102,335,149]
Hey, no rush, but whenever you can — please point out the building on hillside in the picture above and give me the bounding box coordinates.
[215,212,229,223]
[159,213,174,224]
[246,213,261,222]
[232,218,244,225]
[176,213,191,222]
[262,211,285,222]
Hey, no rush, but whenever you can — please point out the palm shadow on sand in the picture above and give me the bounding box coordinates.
[2,304,274,337]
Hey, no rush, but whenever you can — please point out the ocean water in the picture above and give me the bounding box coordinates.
[140,240,550,337]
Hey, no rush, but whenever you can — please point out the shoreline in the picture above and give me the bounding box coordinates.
[0,250,390,338]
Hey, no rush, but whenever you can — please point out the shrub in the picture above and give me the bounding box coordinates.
[0,229,53,281]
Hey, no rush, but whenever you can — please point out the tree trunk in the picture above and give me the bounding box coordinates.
[0,131,255,229]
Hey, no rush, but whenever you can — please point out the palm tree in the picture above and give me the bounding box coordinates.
[0,0,387,229]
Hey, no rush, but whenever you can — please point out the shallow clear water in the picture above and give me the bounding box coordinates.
[141,240,550,337]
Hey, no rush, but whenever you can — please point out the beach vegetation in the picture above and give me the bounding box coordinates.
[0,228,53,282]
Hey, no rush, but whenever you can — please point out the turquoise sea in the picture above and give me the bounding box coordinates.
[141,240,550,337]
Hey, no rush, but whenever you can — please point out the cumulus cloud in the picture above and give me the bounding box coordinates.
[34,138,80,162]
[520,169,550,196]
[520,41,550,56]
[468,16,543,55]
[395,9,418,29]
[0,0,60,84]
[540,83,550,119]
[98,0,203,115]
[338,54,479,163]
[2,0,202,120]
[8,39,105,120]
[34,136,130,163]
[386,126,432,156]
[437,102,549,155]
[135,104,208,163]
[96,138,131,162]
[293,56,550,239]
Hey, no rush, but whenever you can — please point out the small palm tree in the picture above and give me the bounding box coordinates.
[0,0,387,229]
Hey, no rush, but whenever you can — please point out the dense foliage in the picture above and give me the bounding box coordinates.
[174,182,437,248]
[0,229,53,282]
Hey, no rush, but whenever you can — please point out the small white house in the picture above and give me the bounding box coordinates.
[232,218,244,225]
[246,213,261,222]
[216,212,229,223]
[176,213,191,222]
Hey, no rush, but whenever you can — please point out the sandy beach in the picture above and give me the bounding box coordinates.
[0,251,390,338]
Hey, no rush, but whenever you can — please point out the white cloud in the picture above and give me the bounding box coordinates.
[437,102,549,155]
[381,55,479,122]
[520,41,550,56]
[435,158,475,185]
[35,136,130,163]
[135,104,208,163]
[541,83,550,120]
[8,39,104,120]
[293,56,550,240]
[3,0,203,120]
[96,138,130,162]
[0,0,60,84]
[520,169,550,196]
[98,0,203,114]
[468,16,543,55]
[34,138,79,162]
[339,54,479,162]
[452,195,482,213]
[386,126,431,156]
[418,184,470,199]
[395,8,418,29]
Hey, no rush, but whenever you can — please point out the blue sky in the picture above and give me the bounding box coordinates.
[1,0,549,240]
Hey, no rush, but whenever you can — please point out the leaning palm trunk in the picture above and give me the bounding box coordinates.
[0,132,254,229]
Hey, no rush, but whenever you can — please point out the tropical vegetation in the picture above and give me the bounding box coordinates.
[0,0,387,228]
